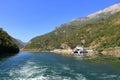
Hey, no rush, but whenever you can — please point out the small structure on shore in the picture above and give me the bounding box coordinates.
[73,46,87,57]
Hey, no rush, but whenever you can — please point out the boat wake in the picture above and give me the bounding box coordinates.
[7,61,87,80]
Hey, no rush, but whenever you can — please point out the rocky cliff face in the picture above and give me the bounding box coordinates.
[0,29,19,54]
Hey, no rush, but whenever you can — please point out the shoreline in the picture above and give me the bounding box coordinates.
[21,47,120,58]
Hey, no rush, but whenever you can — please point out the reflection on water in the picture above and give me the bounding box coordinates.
[0,52,120,80]
[0,53,18,61]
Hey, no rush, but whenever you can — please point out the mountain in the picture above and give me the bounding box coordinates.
[23,3,120,52]
[0,28,19,54]
[66,3,120,25]
[11,38,26,49]
[87,3,120,19]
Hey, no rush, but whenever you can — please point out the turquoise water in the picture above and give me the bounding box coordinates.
[0,52,120,80]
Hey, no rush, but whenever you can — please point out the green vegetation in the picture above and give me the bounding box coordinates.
[0,29,19,54]
[23,12,120,52]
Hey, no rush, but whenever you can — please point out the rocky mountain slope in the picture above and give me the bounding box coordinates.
[0,28,19,54]
[23,3,120,52]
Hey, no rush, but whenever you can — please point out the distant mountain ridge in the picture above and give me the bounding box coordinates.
[23,3,120,52]
[62,3,120,26]
[87,3,120,18]
[11,38,26,49]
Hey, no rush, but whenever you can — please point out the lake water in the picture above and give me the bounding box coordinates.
[0,52,120,80]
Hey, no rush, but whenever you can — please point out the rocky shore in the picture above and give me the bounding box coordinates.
[101,47,120,57]
[50,48,96,57]
[50,49,73,56]
[21,47,120,58]
[50,47,120,58]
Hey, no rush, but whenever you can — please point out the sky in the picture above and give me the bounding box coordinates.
[0,0,120,42]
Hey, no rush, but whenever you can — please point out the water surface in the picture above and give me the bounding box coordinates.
[0,52,120,80]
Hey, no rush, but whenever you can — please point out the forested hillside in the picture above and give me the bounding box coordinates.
[0,29,19,53]
[23,11,120,52]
